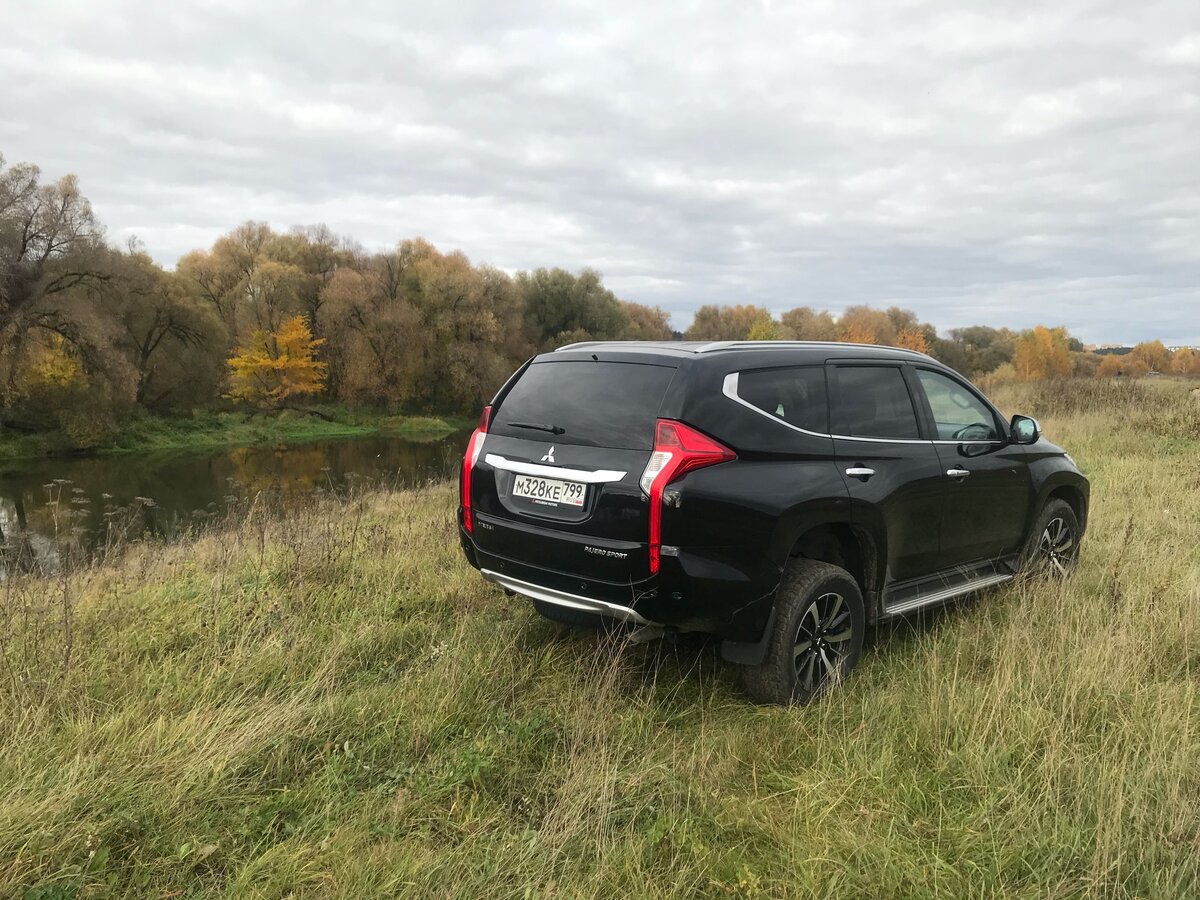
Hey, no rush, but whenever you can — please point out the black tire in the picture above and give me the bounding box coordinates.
[743,559,866,705]
[532,598,620,631]
[1018,498,1081,579]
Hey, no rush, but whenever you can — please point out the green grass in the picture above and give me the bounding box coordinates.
[1,380,1198,897]
[0,407,469,461]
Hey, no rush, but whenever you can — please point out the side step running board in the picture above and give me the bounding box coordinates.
[882,572,1013,618]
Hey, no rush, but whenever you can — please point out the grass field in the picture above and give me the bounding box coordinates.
[0,408,468,462]
[2,379,1198,898]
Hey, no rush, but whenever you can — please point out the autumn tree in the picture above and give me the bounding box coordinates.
[619,301,672,340]
[1012,326,1073,380]
[895,326,931,353]
[746,315,782,340]
[683,304,774,340]
[1128,340,1171,373]
[227,315,326,411]
[1097,353,1149,377]
[177,221,312,341]
[518,267,625,350]
[410,246,525,411]
[946,326,1017,376]
[837,306,895,345]
[0,155,110,410]
[318,265,421,409]
[264,224,355,329]
[885,306,921,335]
[108,247,221,408]
[1170,348,1200,376]
[176,247,241,334]
[779,306,838,341]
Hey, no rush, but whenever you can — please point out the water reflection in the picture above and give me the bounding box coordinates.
[0,432,469,570]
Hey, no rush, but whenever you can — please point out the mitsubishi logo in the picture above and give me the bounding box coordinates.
[540,446,556,463]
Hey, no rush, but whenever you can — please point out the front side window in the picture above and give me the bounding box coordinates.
[736,366,829,433]
[829,366,921,439]
[915,369,1001,442]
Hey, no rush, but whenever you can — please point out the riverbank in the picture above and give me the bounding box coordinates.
[2,381,1198,896]
[0,407,470,462]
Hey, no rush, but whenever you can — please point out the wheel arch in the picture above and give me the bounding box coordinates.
[1045,483,1088,533]
[1029,469,1090,538]
[785,520,882,599]
[723,516,882,667]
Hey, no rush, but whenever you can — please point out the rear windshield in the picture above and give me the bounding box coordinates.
[491,360,676,450]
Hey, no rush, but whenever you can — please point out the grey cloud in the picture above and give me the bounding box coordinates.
[1,0,1197,342]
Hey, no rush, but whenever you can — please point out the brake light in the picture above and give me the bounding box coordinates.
[460,405,491,533]
[641,419,735,574]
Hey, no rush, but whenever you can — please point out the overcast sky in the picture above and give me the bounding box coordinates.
[2,1,1197,342]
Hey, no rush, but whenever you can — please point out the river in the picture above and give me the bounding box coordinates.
[0,432,470,567]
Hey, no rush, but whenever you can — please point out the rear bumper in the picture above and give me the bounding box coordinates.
[480,569,655,625]
[458,518,780,647]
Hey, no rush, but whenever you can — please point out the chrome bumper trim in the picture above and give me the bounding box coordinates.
[484,454,626,484]
[480,568,653,625]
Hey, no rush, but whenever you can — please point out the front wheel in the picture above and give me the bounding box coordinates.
[1019,498,1081,579]
[743,559,866,705]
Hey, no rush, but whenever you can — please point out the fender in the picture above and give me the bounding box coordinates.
[1023,440,1090,536]
[723,499,885,666]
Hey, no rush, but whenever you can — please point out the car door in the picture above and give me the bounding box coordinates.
[826,362,945,583]
[909,366,1033,565]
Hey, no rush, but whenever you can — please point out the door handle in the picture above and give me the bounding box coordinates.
[946,468,971,479]
[845,467,876,480]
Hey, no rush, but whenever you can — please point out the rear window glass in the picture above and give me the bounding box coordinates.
[491,361,676,450]
[829,365,921,439]
[737,366,829,433]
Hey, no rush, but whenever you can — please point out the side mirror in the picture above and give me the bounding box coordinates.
[1011,414,1040,445]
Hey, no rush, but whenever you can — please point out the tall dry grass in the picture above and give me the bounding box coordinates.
[2,380,1198,897]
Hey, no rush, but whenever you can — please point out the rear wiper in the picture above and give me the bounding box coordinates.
[508,421,565,435]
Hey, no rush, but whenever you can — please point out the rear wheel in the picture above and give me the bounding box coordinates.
[743,559,866,705]
[1019,499,1081,579]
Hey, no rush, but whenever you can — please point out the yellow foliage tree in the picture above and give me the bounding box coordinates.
[1129,340,1171,373]
[839,323,878,344]
[227,315,326,410]
[1011,326,1072,381]
[746,315,783,341]
[838,306,894,345]
[1096,353,1148,377]
[895,327,930,354]
[14,335,84,396]
[1170,348,1200,376]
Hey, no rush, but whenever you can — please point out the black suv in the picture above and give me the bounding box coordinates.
[458,340,1088,704]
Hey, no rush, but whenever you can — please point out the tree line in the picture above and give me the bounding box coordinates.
[0,153,1191,446]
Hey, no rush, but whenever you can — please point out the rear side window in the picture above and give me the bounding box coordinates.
[737,366,829,433]
[491,361,676,450]
[829,366,921,439]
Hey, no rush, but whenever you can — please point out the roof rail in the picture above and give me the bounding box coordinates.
[694,340,933,359]
[554,341,640,352]
[552,339,934,360]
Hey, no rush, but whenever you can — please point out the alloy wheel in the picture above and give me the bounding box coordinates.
[793,591,853,692]
[1038,516,1078,577]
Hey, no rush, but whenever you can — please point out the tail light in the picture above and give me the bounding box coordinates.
[460,405,491,534]
[640,419,735,574]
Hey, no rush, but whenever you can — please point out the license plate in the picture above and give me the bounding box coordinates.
[512,474,586,507]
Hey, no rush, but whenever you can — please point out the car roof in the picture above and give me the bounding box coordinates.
[553,339,935,363]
